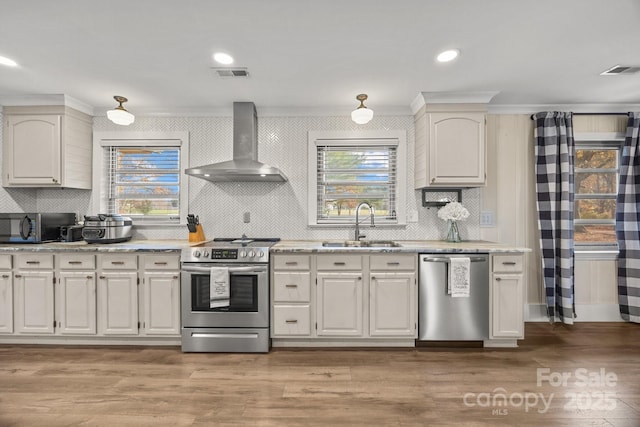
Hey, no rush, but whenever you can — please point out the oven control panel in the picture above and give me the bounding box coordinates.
[184,247,270,263]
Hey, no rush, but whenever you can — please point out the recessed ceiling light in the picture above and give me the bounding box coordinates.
[0,55,18,67]
[213,52,234,65]
[436,49,460,63]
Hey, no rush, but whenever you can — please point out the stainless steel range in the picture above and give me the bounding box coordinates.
[180,236,279,353]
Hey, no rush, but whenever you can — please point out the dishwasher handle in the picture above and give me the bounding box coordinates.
[421,256,487,263]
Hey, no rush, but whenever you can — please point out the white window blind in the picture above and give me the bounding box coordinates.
[316,144,397,223]
[107,146,181,223]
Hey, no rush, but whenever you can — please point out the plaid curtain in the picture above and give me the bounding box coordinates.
[533,112,575,324]
[616,112,640,323]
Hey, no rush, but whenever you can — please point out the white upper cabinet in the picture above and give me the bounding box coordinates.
[412,92,496,188]
[2,106,92,189]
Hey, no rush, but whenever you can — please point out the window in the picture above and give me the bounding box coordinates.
[574,133,624,248]
[308,131,406,226]
[93,132,189,225]
[108,146,180,219]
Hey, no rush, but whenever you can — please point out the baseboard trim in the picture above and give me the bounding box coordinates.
[526,303,623,322]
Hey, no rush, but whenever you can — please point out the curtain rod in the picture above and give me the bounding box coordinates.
[530,112,628,120]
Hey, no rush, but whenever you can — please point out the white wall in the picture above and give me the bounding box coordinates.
[485,113,626,321]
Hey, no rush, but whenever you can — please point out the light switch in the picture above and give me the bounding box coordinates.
[480,211,494,227]
[243,212,250,223]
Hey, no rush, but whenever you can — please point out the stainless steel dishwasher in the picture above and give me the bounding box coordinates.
[418,253,489,341]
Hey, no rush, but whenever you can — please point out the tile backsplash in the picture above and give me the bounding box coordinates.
[0,110,480,241]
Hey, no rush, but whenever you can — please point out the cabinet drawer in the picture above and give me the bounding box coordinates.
[272,255,310,270]
[57,253,95,270]
[142,254,179,270]
[492,255,523,273]
[273,272,311,302]
[316,255,362,271]
[272,305,311,336]
[0,255,11,270]
[15,253,54,269]
[370,254,415,271]
[99,254,138,270]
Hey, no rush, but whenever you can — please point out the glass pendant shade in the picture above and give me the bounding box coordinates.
[107,96,135,126]
[351,94,373,124]
[351,107,374,124]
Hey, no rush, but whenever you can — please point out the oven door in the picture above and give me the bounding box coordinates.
[181,263,269,328]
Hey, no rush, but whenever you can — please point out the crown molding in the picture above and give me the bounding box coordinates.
[488,104,640,114]
[0,94,94,115]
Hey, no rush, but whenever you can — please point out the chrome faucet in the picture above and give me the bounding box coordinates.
[354,202,375,241]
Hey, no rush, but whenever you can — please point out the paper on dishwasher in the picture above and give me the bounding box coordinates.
[449,257,471,298]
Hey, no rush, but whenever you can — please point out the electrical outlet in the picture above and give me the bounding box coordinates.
[243,212,250,223]
[408,210,419,223]
[480,211,494,227]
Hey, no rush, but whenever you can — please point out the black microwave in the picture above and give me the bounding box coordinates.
[0,213,77,243]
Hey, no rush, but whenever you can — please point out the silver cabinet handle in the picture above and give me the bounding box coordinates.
[111,261,125,265]
[154,262,168,265]
[26,261,40,264]
[285,261,298,265]
[1,274,9,279]
[387,262,400,266]
[285,284,298,288]
[86,275,93,280]
[68,261,83,265]
[334,262,346,266]
[502,262,517,266]
[285,319,298,324]
[495,277,502,281]
[15,274,22,278]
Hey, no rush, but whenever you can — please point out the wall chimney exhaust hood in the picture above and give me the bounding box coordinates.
[185,102,287,182]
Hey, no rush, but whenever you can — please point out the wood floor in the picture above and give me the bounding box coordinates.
[1,323,639,426]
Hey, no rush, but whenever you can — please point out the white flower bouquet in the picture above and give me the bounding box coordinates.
[437,202,470,222]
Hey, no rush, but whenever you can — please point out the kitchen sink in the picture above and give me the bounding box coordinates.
[321,240,401,248]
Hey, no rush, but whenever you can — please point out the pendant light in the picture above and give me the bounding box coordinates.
[351,94,374,124]
[107,96,135,126]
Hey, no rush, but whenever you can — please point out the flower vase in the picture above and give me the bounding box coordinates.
[445,220,461,243]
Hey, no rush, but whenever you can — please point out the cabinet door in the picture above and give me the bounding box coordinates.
[14,271,55,334]
[316,272,363,336]
[4,115,61,186]
[0,271,13,334]
[491,274,524,338]
[98,272,139,335]
[370,272,416,337]
[429,112,485,185]
[57,272,96,335]
[142,272,180,335]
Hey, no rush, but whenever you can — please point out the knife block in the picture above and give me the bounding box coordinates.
[188,224,206,243]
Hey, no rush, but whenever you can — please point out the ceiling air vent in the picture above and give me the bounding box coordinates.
[211,67,249,78]
[600,65,640,75]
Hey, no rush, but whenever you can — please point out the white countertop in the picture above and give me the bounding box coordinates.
[272,240,531,253]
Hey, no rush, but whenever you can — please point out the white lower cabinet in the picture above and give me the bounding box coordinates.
[56,271,96,335]
[98,269,139,335]
[490,254,525,339]
[0,251,181,343]
[316,272,363,337]
[369,254,417,337]
[56,254,96,335]
[0,255,13,334]
[271,253,418,344]
[140,254,180,336]
[370,272,416,337]
[271,255,312,337]
[14,254,55,334]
